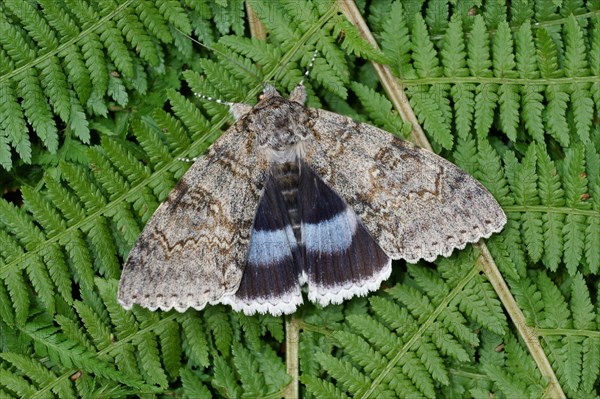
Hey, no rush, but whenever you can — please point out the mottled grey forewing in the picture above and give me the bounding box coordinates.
[305,109,506,263]
[118,126,264,312]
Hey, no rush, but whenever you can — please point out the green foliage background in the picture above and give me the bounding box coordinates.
[0,0,598,398]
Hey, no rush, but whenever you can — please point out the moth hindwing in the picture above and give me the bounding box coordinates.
[118,83,506,316]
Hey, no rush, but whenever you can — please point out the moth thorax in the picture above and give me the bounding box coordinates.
[262,141,305,164]
[271,161,302,243]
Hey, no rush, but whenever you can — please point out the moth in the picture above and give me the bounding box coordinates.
[118,81,506,316]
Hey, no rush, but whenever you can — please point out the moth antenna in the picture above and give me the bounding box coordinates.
[195,93,235,107]
[195,93,252,120]
[177,157,199,163]
[298,50,319,87]
[289,50,318,104]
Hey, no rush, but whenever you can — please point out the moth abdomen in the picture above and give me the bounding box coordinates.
[270,160,302,243]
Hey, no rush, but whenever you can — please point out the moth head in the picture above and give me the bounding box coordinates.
[247,85,311,159]
[259,83,307,105]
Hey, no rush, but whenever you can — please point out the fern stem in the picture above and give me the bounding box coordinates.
[477,243,567,399]
[448,368,490,380]
[504,205,598,217]
[284,315,300,399]
[425,10,600,42]
[532,10,600,28]
[537,328,600,338]
[397,76,599,86]
[338,0,433,151]
[245,3,266,40]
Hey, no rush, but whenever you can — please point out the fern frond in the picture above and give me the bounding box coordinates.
[498,84,520,142]
[246,1,299,49]
[333,18,387,64]
[17,69,60,153]
[137,331,170,388]
[169,90,211,139]
[74,300,112,350]
[521,84,545,143]
[584,144,599,273]
[130,118,172,169]
[513,147,544,262]
[248,335,290,392]
[116,7,161,67]
[0,367,38,398]
[544,85,571,146]
[314,350,395,398]
[0,82,28,167]
[40,56,72,124]
[467,16,493,77]
[212,354,242,398]
[3,267,29,326]
[100,22,135,79]
[204,306,234,356]
[408,84,453,149]
[563,15,593,143]
[153,107,195,154]
[561,144,589,275]
[233,341,270,397]
[180,367,212,398]
[459,273,507,335]
[350,82,406,135]
[591,17,600,109]
[80,32,110,100]
[180,313,210,368]
[536,146,566,271]
[26,319,145,388]
[60,161,107,212]
[474,83,498,139]
[526,270,600,396]
[0,0,206,171]
[25,257,56,315]
[493,21,517,78]
[381,2,415,79]
[302,374,351,399]
[412,14,441,79]
[482,332,545,398]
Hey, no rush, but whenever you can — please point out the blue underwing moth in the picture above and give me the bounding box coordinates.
[118,82,507,316]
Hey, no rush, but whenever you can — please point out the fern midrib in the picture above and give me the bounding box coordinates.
[504,205,598,217]
[448,367,490,381]
[398,76,599,85]
[361,266,481,399]
[426,9,600,41]
[537,328,600,338]
[0,0,136,83]
[0,4,340,280]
